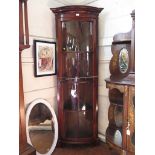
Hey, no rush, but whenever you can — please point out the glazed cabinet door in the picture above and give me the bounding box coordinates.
[58,20,95,78]
[57,18,98,142]
[51,5,103,144]
[62,78,94,139]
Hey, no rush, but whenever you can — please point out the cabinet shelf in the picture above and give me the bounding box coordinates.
[58,76,98,81]
[64,106,93,111]
[62,51,93,54]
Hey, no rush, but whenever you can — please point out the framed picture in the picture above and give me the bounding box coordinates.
[34,40,56,77]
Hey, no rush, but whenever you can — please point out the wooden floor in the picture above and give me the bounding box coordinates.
[52,142,119,155]
[30,130,120,155]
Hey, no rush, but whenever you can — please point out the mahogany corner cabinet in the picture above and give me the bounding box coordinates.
[51,6,103,144]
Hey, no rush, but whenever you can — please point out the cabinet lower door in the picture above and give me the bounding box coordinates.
[59,78,95,141]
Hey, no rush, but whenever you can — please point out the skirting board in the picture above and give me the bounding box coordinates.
[98,133,106,142]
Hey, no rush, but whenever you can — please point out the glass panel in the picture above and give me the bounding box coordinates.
[61,21,93,77]
[64,111,79,138]
[78,110,93,138]
[62,21,93,52]
[108,104,123,128]
[61,78,94,139]
[78,79,93,110]
[64,52,93,77]
[63,78,93,111]
[106,127,123,147]
[28,103,54,154]
[65,53,79,77]
[63,79,79,110]
[119,48,129,73]
[64,110,93,138]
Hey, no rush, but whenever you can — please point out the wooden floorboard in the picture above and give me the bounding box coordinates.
[52,141,119,155]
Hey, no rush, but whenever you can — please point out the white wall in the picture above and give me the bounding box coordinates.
[22,0,64,114]
[22,0,135,142]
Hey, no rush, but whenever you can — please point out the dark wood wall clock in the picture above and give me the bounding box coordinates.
[105,10,135,155]
[51,5,103,145]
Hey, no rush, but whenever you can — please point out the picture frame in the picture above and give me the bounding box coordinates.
[34,40,56,77]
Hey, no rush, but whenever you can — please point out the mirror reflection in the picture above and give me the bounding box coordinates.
[26,99,58,155]
[28,103,54,154]
[119,48,129,73]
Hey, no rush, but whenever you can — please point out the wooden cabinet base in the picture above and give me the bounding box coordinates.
[20,143,36,155]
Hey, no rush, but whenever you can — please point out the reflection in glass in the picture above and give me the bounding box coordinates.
[119,48,129,73]
[61,78,93,139]
[62,21,93,77]
[84,53,90,76]
[63,79,93,111]
[66,54,78,77]
[62,21,93,52]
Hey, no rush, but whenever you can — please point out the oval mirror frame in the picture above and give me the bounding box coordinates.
[119,48,129,74]
[26,99,58,155]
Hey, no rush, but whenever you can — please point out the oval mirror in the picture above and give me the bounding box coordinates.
[119,48,129,74]
[26,99,58,155]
